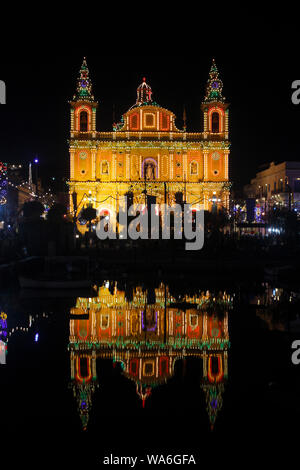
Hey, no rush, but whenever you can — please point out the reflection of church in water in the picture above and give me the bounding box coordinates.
[68,283,231,431]
[68,57,231,231]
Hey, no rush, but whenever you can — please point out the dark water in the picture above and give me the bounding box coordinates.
[1,280,300,465]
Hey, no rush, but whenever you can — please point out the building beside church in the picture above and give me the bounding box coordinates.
[244,161,300,213]
[68,58,231,231]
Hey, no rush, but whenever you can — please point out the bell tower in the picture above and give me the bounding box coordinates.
[201,59,230,209]
[70,57,98,137]
[69,58,99,218]
[202,59,229,138]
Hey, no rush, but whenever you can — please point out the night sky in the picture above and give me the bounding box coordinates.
[0,18,299,193]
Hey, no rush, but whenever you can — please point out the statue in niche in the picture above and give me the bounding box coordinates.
[144,308,156,331]
[144,161,156,180]
[102,161,108,174]
[191,161,197,175]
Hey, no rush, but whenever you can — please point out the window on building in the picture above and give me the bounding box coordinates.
[101,314,109,329]
[79,358,88,378]
[145,113,154,127]
[130,361,138,375]
[144,362,154,376]
[294,180,300,192]
[161,113,169,130]
[80,111,88,132]
[211,112,220,133]
[130,114,138,129]
[211,356,220,375]
[160,358,168,375]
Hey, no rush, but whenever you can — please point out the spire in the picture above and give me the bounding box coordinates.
[73,57,94,102]
[136,383,152,406]
[72,381,98,431]
[203,58,225,104]
[202,383,225,431]
[183,105,187,131]
[136,77,153,106]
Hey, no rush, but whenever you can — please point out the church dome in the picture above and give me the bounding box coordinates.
[129,77,160,110]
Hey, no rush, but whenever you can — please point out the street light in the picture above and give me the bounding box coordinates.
[33,157,39,196]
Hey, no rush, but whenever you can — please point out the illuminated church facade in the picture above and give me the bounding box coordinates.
[68,58,231,228]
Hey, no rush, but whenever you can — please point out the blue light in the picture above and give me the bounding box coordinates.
[34,333,39,342]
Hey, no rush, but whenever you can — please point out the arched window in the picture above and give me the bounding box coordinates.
[161,113,169,130]
[211,356,220,375]
[145,113,154,127]
[159,357,168,375]
[79,357,89,378]
[130,113,138,130]
[211,112,220,133]
[80,111,88,132]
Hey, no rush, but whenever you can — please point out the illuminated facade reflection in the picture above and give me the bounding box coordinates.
[68,283,231,431]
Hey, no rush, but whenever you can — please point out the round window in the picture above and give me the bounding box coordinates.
[212,152,220,161]
[79,151,87,160]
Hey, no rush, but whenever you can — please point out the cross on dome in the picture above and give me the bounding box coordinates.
[136,77,153,105]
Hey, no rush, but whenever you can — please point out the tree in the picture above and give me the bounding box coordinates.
[19,201,46,256]
[46,204,74,255]
[267,207,298,239]
[47,203,67,221]
[22,200,45,218]
[80,204,97,235]
[205,207,229,231]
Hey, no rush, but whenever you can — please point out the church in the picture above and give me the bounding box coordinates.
[68,58,230,230]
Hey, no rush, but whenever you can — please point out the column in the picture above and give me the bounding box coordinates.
[224,150,229,180]
[70,109,74,135]
[70,149,75,180]
[203,109,208,139]
[92,108,96,131]
[203,312,208,339]
[170,153,174,179]
[183,152,187,179]
[112,152,117,180]
[203,150,209,181]
[126,153,130,179]
[91,148,96,180]
[225,109,229,140]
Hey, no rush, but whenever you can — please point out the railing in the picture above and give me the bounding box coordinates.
[70,131,227,143]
